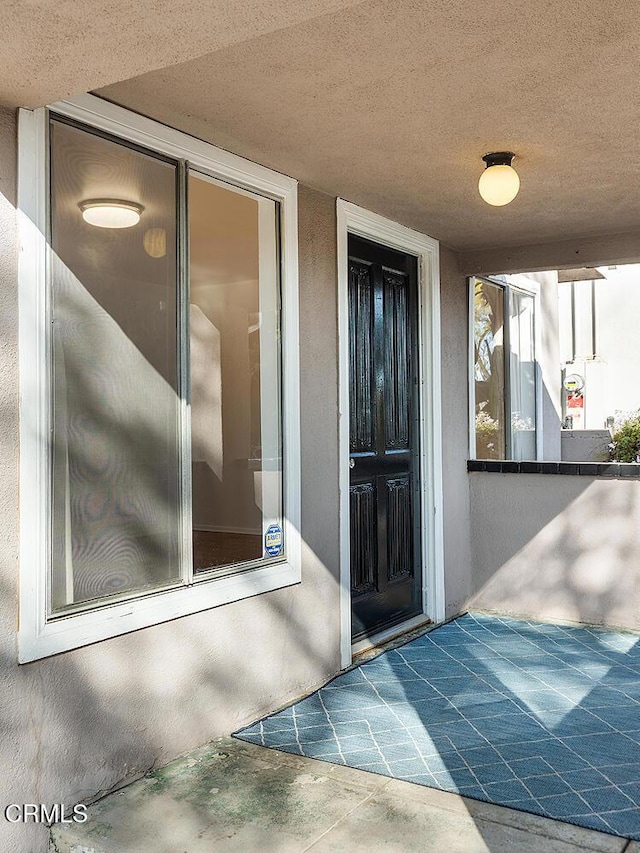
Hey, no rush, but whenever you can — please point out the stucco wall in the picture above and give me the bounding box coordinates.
[0,96,482,850]
[0,113,342,850]
[468,472,640,631]
[439,247,473,615]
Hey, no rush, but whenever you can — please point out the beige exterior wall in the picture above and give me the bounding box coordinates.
[439,247,473,614]
[0,111,345,851]
[4,97,637,853]
[459,232,640,277]
[0,99,477,849]
[468,472,640,631]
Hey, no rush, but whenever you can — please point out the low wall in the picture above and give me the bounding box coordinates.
[468,472,640,631]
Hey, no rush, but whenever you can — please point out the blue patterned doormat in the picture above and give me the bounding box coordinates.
[235,613,640,840]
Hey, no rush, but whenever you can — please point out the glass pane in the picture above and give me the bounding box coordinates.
[189,172,283,573]
[473,278,506,459]
[510,289,536,460]
[49,118,181,613]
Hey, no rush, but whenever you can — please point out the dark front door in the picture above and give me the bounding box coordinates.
[348,234,422,641]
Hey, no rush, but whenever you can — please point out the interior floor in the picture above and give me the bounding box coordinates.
[192,530,262,572]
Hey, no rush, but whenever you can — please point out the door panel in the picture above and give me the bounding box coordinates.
[386,475,412,580]
[349,482,376,595]
[384,272,410,449]
[349,235,422,641]
[348,262,375,453]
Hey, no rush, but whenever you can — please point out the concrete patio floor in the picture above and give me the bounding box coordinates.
[51,737,637,853]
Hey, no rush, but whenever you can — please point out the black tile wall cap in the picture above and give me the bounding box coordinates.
[578,463,600,476]
[597,464,620,477]
[558,463,580,475]
[620,464,640,478]
[467,460,640,478]
[539,462,560,474]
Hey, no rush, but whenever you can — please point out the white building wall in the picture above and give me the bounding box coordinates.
[559,264,640,428]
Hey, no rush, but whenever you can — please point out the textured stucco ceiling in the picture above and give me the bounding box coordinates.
[0,0,366,108]
[9,0,640,251]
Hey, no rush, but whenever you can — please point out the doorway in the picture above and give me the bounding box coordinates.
[348,235,422,640]
[337,199,445,667]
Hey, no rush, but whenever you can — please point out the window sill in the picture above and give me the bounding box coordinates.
[19,558,301,664]
[467,460,640,478]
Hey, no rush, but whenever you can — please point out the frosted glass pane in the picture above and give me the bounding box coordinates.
[189,172,283,573]
[49,118,181,613]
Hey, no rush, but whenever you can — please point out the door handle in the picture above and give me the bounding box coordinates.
[349,458,355,469]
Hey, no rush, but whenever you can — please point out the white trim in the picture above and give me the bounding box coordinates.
[468,277,477,459]
[18,108,50,662]
[18,95,301,662]
[468,274,540,461]
[50,94,297,203]
[507,274,542,461]
[20,562,297,662]
[336,199,445,670]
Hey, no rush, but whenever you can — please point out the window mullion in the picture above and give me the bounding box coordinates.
[178,159,194,585]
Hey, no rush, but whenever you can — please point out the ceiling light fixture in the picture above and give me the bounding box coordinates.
[478,152,520,206]
[79,199,144,229]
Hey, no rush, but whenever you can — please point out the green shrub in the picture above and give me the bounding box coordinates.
[610,413,640,463]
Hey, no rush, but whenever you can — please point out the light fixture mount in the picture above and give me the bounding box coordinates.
[478,152,520,206]
[481,151,515,169]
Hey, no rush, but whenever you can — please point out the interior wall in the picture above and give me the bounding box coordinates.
[191,279,262,535]
[468,472,640,632]
[0,113,341,849]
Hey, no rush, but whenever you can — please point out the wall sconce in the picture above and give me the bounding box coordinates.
[79,199,144,228]
[478,152,520,206]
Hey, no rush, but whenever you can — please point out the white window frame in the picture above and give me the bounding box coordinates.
[468,274,540,460]
[18,94,301,663]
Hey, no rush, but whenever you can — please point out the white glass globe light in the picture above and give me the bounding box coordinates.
[80,200,143,228]
[478,154,520,206]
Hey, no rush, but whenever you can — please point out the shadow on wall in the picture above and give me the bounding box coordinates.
[1,244,341,852]
[1,549,338,852]
[468,473,640,631]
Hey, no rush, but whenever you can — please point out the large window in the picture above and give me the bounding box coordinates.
[470,276,537,460]
[19,96,300,660]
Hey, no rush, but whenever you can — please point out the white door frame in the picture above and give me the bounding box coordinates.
[337,199,445,669]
